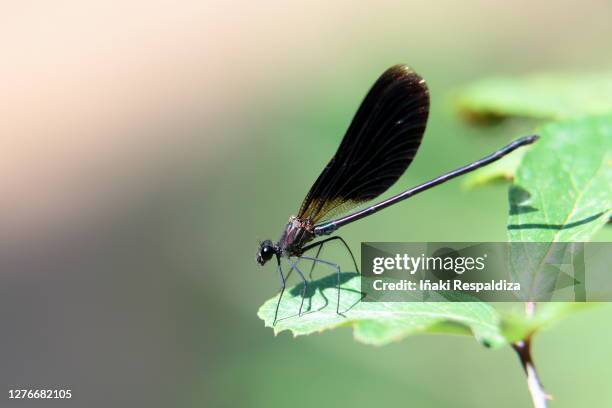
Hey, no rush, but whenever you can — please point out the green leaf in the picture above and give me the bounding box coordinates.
[258,272,506,348]
[463,147,528,189]
[508,116,612,242]
[457,72,612,121]
[505,116,612,332]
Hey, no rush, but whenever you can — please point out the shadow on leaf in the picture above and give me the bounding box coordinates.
[508,211,606,230]
[508,185,538,215]
[275,272,363,320]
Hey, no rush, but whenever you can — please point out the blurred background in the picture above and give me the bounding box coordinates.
[1,1,612,407]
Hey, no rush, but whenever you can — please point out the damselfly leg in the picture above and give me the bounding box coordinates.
[300,255,345,316]
[286,258,308,316]
[273,255,285,326]
[273,237,361,324]
[301,236,360,279]
[273,257,308,326]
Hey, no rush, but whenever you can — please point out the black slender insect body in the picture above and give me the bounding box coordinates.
[256,65,538,325]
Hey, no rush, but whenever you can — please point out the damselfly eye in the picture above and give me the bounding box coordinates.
[257,240,275,265]
[261,246,273,258]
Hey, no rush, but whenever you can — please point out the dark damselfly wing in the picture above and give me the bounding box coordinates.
[297,65,430,224]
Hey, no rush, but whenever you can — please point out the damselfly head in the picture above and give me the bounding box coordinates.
[256,240,276,266]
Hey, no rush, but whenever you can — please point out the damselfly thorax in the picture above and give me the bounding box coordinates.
[277,216,315,257]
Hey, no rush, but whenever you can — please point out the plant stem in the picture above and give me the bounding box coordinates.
[513,337,550,408]
[513,301,551,408]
